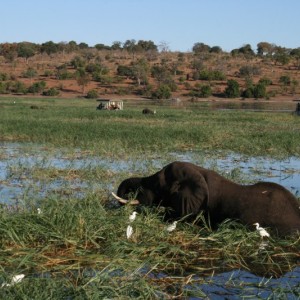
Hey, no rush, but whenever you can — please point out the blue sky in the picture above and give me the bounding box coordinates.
[1,0,300,52]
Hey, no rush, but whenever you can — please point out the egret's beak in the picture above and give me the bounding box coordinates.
[111,192,140,205]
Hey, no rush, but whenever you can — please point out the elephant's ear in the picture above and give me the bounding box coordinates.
[168,173,209,218]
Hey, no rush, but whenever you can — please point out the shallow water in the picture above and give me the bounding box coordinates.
[189,266,300,299]
[0,142,299,298]
[1,142,299,203]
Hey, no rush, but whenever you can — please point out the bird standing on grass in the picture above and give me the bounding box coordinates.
[166,221,177,232]
[129,211,137,223]
[126,225,133,239]
[254,222,270,238]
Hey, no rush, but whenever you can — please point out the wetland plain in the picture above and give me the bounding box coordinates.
[0,97,299,299]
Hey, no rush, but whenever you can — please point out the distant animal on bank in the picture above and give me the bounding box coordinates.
[113,161,300,236]
[142,108,156,114]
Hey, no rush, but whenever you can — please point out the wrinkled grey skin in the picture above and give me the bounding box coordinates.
[117,161,300,236]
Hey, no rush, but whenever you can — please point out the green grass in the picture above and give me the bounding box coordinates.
[0,195,299,299]
[1,97,300,157]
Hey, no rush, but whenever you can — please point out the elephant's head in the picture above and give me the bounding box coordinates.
[114,176,158,206]
[113,162,210,219]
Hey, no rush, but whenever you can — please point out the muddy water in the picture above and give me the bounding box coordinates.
[0,142,299,298]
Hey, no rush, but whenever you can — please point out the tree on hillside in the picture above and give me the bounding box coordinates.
[71,56,86,69]
[111,41,122,50]
[279,75,291,93]
[158,41,170,53]
[0,43,18,65]
[132,58,149,86]
[78,42,89,49]
[75,68,90,94]
[274,52,290,66]
[210,46,222,54]
[231,44,255,58]
[136,40,158,52]
[41,41,59,55]
[17,42,36,64]
[192,42,211,54]
[123,39,137,58]
[257,42,274,56]
[94,43,110,51]
[290,48,300,69]
[66,41,78,53]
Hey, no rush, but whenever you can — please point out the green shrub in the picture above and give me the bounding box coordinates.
[86,63,109,75]
[27,81,46,94]
[239,65,261,77]
[42,87,60,96]
[117,65,134,77]
[70,56,86,69]
[86,89,98,99]
[279,75,291,86]
[241,87,254,98]
[0,82,9,94]
[189,84,212,98]
[93,74,114,84]
[12,81,27,94]
[56,68,73,80]
[224,80,240,98]
[258,77,272,86]
[198,69,226,81]
[0,72,9,81]
[151,84,171,99]
[253,82,267,98]
[22,68,38,78]
[43,70,53,77]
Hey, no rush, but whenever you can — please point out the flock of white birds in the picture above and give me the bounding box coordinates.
[126,211,178,240]
[125,211,270,240]
[0,211,271,288]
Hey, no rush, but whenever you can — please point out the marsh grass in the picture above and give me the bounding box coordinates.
[1,98,300,157]
[0,194,299,298]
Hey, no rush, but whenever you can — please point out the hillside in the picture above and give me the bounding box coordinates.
[0,44,300,102]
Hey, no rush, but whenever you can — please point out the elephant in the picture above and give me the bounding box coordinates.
[114,161,300,236]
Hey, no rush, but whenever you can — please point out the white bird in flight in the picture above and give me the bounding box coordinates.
[166,221,177,232]
[254,222,270,238]
[126,225,133,239]
[129,211,137,223]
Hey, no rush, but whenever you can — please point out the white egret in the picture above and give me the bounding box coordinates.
[166,221,177,232]
[129,211,137,223]
[1,274,25,288]
[126,225,133,239]
[37,208,42,214]
[254,223,270,238]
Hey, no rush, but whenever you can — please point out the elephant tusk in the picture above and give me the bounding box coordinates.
[111,192,140,205]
